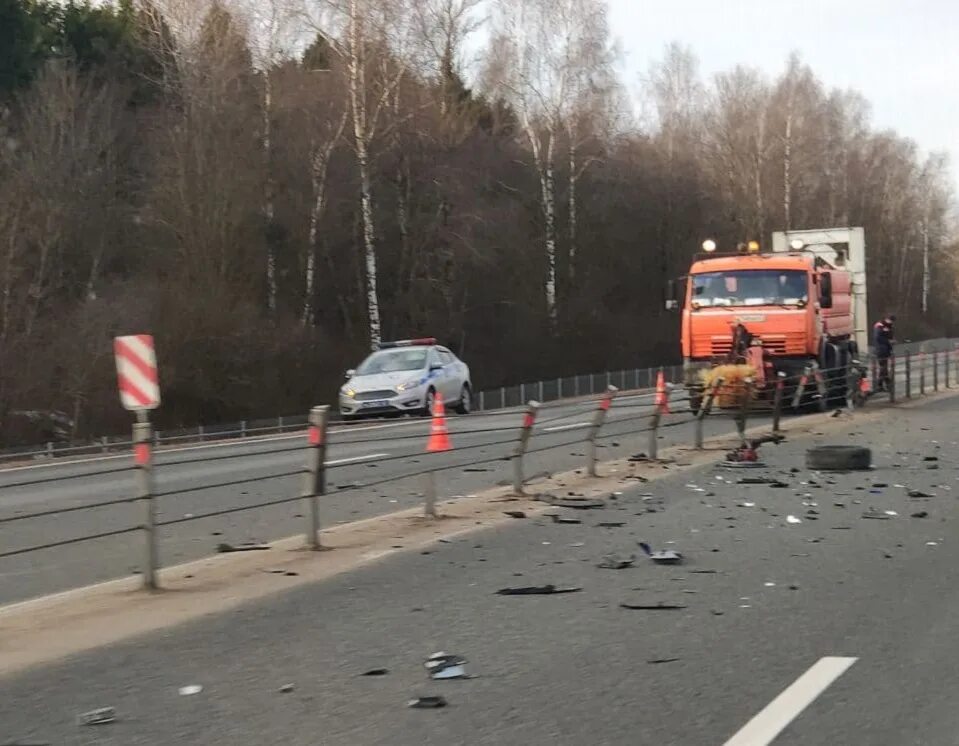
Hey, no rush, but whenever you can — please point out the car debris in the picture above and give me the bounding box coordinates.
[425,652,469,680]
[279,683,295,693]
[861,508,892,520]
[908,490,935,498]
[639,542,683,564]
[179,685,203,696]
[911,511,930,518]
[77,707,116,726]
[597,554,635,570]
[620,602,687,610]
[548,514,582,525]
[595,521,625,528]
[548,497,606,509]
[495,585,582,595]
[646,657,681,664]
[786,515,802,524]
[503,510,526,519]
[361,668,389,677]
[408,696,448,709]
[216,542,269,553]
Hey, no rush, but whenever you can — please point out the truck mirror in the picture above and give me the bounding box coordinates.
[819,272,833,309]
[665,299,679,311]
[664,276,685,311]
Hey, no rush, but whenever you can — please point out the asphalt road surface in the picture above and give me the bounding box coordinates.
[0,358,927,606]
[0,390,956,744]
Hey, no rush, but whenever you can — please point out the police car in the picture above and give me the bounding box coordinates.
[338,338,472,419]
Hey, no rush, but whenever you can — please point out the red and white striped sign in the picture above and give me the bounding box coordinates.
[114,334,161,411]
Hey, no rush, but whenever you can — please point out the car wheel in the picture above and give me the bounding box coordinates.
[423,388,436,417]
[455,384,471,415]
[805,445,872,471]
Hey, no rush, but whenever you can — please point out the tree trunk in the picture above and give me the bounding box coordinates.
[542,130,558,332]
[263,67,277,315]
[357,147,381,349]
[568,136,578,284]
[921,219,930,315]
[783,112,792,229]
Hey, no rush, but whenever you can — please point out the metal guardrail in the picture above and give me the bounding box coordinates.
[3,337,955,465]
[0,347,953,600]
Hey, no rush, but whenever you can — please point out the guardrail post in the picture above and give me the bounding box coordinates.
[905,354,912,398]
[694,378,722,450]
[133,418,158,590]
[302,405,329,549]
[812,363,827,412]
[557,378,563,399]
[241,420,247,437]
[920,351,926,395]
[736,379,753,446]
[945,349,951,388]
[500,386,506,408]
[934,352,940,392]
[648,385,670,461]
[512,401,540,495]
[45,441,52,458]
[520,383,526,404]
[538,380,544,402]
[101,436,109,454]
[772,372,786,433]
[587,386,617,477]
[889,355,897,403]
[278,415,285,433]
[424,472,438,518]
[197,424,204,442]
[792,365,811,409]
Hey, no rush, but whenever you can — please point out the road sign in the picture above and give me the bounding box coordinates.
[114,334,160,411]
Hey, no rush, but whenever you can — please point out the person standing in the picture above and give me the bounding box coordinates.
[873,314,896,391]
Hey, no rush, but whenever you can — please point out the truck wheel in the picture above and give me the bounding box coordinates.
[805,445,872,471]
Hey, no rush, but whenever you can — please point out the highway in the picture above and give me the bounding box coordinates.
[0,389,955,744]
[0,388,769,605]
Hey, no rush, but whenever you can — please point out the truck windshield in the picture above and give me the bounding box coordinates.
[691,270,808,308]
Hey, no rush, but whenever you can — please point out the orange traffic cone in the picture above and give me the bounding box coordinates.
[655,369,671,414]
[859,375,871,395]
[426,392,452,453]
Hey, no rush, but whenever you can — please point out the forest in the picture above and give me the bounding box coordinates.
[0,0,955,444]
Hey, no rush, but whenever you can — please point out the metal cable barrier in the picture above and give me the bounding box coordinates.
[0,347,954,600]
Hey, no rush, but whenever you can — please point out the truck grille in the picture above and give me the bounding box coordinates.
[354,389,397,401]
[710,337,795,357]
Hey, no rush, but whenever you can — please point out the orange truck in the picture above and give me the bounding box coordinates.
[666,227,868,410]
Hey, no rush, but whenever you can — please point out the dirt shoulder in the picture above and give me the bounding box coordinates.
[0,394,946,677]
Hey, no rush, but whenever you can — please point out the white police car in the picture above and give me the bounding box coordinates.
[338,338,472,419]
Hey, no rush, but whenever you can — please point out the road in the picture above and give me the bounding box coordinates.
[0,388,956,744]
[1,388,775,605]
[0,347,936,607]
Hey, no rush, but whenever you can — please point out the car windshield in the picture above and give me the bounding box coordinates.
[691,270,808,308]
[356,348,428,375]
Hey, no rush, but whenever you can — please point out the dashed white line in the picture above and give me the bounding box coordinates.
[722,656,858,746]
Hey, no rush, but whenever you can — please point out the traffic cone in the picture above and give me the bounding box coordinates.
[655,369,670,414]
[859,375,871,395]
[426,392,452,453]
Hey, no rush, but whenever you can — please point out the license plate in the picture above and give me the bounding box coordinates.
[361,400,389,408]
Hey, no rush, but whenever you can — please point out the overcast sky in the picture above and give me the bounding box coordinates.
[608,0,959,185]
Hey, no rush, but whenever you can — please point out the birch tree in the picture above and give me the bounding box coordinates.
[487,0,601,330]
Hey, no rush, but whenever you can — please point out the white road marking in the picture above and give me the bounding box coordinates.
[543,422,591,433]
[722,656,858,746]
[327,453,389,466]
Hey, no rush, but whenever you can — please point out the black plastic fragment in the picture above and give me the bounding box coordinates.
[408,696,447,709]
[496,585,582,596]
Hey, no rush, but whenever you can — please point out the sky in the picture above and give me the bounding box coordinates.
[607,0,959,187]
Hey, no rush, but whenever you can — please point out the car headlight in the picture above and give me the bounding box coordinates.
[396,376,427,392]
[341,387,356,398]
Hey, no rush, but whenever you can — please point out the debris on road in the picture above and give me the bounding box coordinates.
[361,668,389,677]
[911,511,929,519]
[646,657,681,664]
[216,542,269,553]
[908,489,935,498]
[862,508,892,520]
[425,652,469,680]
[786,515,802,524]
[279,683,295,693]
[805,445,872,471]
[639,542,683,564]
[597,554,635,570]
[595,521,625,528]
[408,696,448,709]
[548,497,605,509]
[178,685,203,696]
[77,707,116,726]
[503,510,526,519]
[496,585,582,596]
[549,514,582,525]
[620,602,687,610]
